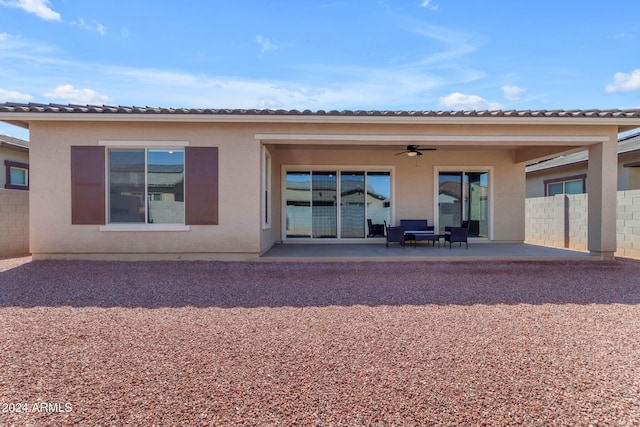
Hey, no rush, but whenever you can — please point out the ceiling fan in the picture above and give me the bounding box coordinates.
[395,145,436,157]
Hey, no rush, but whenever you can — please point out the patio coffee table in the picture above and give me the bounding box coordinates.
[405,231,441,247]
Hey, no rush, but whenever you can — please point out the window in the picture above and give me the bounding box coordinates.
[4,160,29,190]
[262,147,272,228]
[544,175,586,196]
[71,145,219,226]
[109,148,185,224]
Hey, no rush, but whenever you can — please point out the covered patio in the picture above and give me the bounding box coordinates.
[261,242,595,262]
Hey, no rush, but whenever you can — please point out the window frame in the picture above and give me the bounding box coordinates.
[433,166,493,239]
[281,165,394,241]
[99,141,190,232]
[544,174,586,196]
[4,160,29,190]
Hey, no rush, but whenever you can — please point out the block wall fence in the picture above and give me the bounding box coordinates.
[0,189,29,256]
[525,189,640,259]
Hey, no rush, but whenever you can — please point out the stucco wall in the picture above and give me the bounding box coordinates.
[525,190,640,258]
[29,121,262,260]
[0,188,29,255]
[27,120,618,259]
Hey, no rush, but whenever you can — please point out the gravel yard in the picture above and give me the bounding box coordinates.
[1,256,639,426]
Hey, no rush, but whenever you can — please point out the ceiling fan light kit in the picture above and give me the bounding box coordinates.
[396,144,435,157]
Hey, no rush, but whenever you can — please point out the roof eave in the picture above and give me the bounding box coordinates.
[0,141,29,152]
[2,112,640,127]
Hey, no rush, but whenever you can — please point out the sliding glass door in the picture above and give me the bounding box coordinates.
[341,172,365,238]
[438,172,463,233]
[438,171,489,237]
[285,170,390,239]
[312,171,337,238]
[285,172,311,238]
[466,172,489,237]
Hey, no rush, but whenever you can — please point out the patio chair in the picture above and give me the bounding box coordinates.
[367,219,386,237]
[386,226,405,248]
[444,221,469,249]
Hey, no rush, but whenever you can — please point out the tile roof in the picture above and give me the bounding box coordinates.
[0,132,29,148]
[1,102,640,118]
[526,131,640,172]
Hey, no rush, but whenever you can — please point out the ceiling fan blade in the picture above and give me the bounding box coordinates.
[416,151,423,156]
[418,148,437,151]
[395,151,408,156]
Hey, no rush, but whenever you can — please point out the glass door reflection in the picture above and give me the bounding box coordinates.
[341,172,365,238]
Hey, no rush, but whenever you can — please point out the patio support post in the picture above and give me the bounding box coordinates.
[587,135,618,260]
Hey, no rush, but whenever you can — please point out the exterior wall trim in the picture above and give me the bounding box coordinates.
[256,134,609,145]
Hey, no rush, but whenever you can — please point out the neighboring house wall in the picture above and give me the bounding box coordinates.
[525,190,640,258]
[526,132,640,198]
[1,136,29,256]
[1,144,29,189]
[618,152,640,191]
[0,189,29,255]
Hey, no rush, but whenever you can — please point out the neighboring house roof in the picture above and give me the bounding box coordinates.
[526,131,640,173]
[0,132,29,152]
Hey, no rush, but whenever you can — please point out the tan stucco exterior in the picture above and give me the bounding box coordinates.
[2,106,639,260]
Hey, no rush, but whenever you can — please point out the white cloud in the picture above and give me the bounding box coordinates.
[256,36,277,54]
[420,0,438,10]
[614,33,636,40]
[502,85,525,101]
[439,92,502,110]
[72,17,106,36]
[0,0,60,21]
[0,88,34,102]
[606,69,640,93]
[43,84,110,104]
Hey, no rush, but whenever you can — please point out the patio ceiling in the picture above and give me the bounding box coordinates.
[257,133,608,164]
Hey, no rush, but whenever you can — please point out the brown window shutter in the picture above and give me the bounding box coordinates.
[185,147,218,225]
[71,146,105,224]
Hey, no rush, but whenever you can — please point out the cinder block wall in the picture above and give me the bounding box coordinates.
[566,194,588,251]
[0,189,29,256]
[524,195,565,248]
[525,189,640,259]
[617,190,640,259]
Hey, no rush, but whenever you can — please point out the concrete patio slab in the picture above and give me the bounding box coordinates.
[261,242,597,262]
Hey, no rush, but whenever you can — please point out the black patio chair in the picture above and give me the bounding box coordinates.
[444,220,469,249]
[386,226,405,248]
[367,219,386,237]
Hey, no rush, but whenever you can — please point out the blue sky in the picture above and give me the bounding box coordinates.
[1,0,639,140]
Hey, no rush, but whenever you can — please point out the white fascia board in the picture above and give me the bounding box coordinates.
[2,112,640,127]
